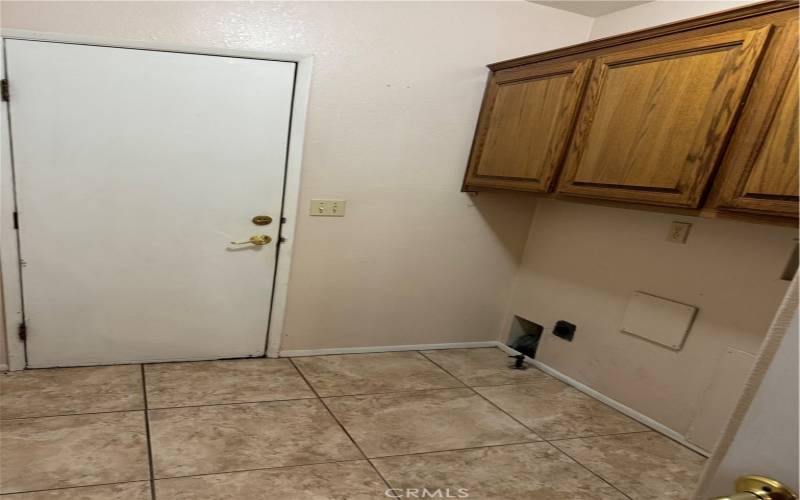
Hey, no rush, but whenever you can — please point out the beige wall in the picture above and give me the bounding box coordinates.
[0,1,593,358]
[507,200,794,444]
[589,0,752,39]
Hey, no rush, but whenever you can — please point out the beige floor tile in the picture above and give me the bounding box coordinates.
[374,442,626,499]
[553,432,706,499]
[0,412,149,494]
[0,365,143,419]
[144,358,314,408]
[149,399,363,478]
[2,482,151,500]
[292,352,464,397]
[323,388,539,458]
[156,461,387,499]
[475,379,647,439]
[420,348,548,386]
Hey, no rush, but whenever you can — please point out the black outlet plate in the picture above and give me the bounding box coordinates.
[553,320,576,342]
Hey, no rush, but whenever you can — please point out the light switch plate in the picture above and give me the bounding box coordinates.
[667,221,691,244]
[310,199,346,217]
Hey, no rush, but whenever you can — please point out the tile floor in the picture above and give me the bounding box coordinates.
[0,348,706,499]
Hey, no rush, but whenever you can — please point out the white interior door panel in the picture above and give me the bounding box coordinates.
[5,40,294,367]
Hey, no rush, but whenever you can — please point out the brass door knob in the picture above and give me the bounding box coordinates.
[230,234,272,246]
[712,475,798,500]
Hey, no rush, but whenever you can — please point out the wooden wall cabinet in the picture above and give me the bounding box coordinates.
[557,26,770,208]
[462,1,799,224]
[463,59,592,192]
[709,19,799,218]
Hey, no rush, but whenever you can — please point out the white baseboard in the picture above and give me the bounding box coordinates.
[279,341,498,358]
[495,342,710,457]
[0,363,7,372]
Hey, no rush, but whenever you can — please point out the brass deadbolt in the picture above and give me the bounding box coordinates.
[252,215,273,226]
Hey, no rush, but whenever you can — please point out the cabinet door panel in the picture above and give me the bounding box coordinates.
[558,25,771,207]
[464,59,592,192]
[712,19,798,218]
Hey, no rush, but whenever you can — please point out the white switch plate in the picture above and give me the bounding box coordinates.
[310,199,346,217]
[667,221,691,244]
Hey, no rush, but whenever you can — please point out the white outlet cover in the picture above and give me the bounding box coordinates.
[667,221,691,243]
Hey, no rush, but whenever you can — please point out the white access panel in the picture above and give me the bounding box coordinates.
[620,291,698,350]
[5,40,295,367]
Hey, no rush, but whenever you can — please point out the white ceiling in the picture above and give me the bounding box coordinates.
[531,1,652,17]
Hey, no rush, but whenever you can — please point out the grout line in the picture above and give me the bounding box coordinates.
[366,440,545,460]
[150,458,370,482]
[15,363,144,372]
[549,440,635,500]
[0,407,147,421]
[146,396,318,412]
[140,365,157,500]
[545,429,655,442]
[319,385,473,401]
[418,350,634,500]
[288,358,394,492]
[417,352,545,436]
[302,385,468,399]
[0,480,150,497]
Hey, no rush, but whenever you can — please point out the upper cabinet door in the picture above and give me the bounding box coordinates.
[557,25,772,208]
[710,20,798,218]
[463,59,593,192]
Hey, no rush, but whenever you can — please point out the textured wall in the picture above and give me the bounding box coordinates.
[507,200,794,446]
[0,1,593,357]
[589,0,752,39]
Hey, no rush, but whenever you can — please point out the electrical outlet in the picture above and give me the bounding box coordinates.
[553,320,576,342]
[667,221,691,244]
[310,199,346,217]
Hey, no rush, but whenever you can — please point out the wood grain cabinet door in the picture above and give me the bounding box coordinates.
[557,25,772,208]
[463,59,593,192]
[710,20,798,218]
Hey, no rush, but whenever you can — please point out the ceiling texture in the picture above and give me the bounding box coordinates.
[531,1,652,17]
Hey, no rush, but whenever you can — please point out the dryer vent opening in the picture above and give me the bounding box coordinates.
[508,315,543,359]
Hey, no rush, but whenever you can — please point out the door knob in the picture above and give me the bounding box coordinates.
[712,475,798,500]
[230,234,272,246]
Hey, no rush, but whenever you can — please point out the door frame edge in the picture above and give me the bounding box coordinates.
[0,29,314,367]
[0,38,25,371]
[266,52,312,359]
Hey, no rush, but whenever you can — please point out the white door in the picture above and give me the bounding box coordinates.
[696,308,798,498]
[5,40,295,367]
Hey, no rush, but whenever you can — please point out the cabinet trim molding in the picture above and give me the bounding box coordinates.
[489,0,797,71]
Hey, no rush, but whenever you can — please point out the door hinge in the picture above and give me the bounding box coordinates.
[1,80,8,102]
[13,211,18,230]
[18,321,26,341]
